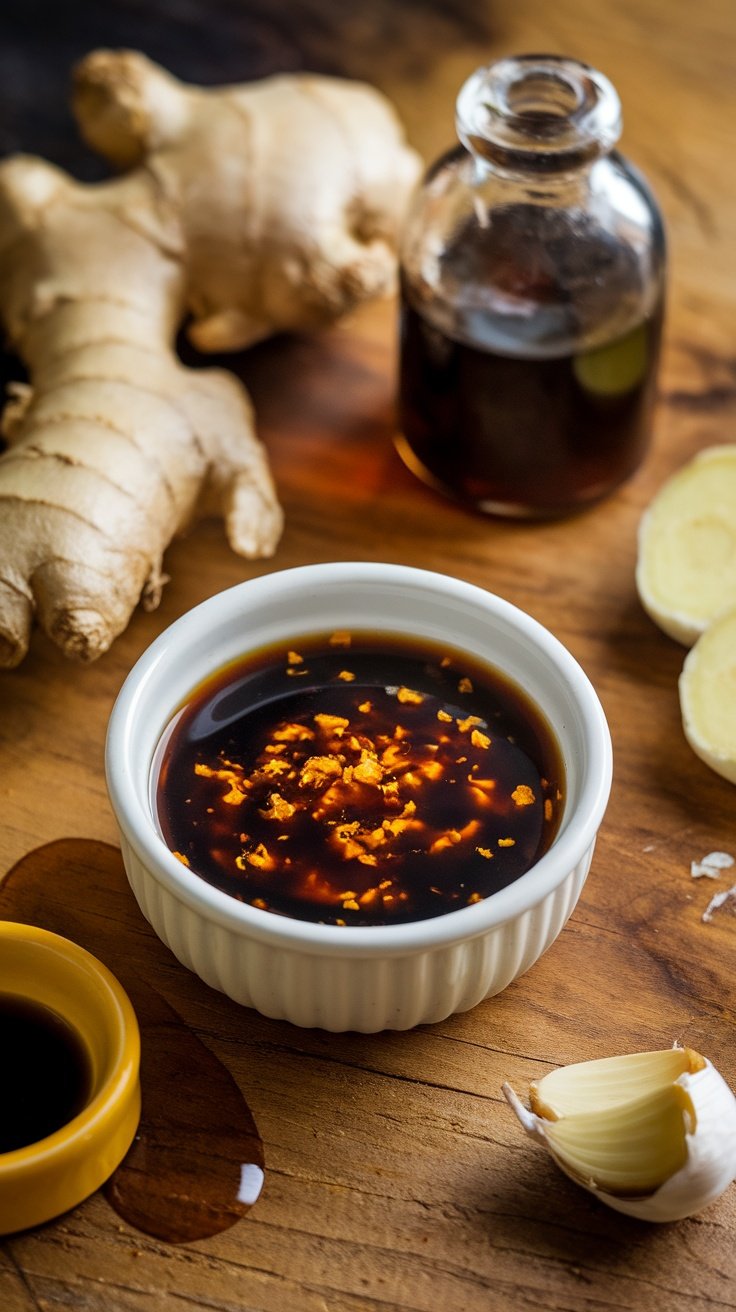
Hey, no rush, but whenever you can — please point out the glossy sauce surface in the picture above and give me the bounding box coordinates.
[0,993,91,1152]
[154,633,565,925]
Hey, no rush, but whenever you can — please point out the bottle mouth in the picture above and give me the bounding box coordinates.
[456,54,621,173]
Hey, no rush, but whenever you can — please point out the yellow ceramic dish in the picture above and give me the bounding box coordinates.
[0,921,141,1234]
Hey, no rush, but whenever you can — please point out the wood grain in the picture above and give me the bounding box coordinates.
[1,0,736,1308]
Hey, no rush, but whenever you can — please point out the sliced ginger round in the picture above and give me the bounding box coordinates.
[636,445,736,646]
[679,607,736,785]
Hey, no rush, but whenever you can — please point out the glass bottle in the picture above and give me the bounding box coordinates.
[396,55,666,518]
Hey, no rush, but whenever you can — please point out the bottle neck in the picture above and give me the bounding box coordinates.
[456,54,621,178]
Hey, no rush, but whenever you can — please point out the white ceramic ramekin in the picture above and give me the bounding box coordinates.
[106,563,612,1032]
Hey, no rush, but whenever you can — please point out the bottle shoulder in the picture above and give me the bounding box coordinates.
[401,148,666,355]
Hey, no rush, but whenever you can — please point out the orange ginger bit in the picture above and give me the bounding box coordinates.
[420,758,444,781]
[457,714,484,733]
[357,852,378,867]
[401,799,417,817]
[511,784,536,807]
[314,712,349,734]
[429,829,463,855]
[437,709,453,723]
[498,837,516,848]
[251,898,268,910]
[244,843,275,870]
[544,798,553,821]
[259,757,290,777]
[222,782,249,805]
[440,656,452,668]
[469,775,496,792]
[338,670,356,682]
[470,728,491,750]
[173,851,190,867]
[458,677,473,694]
[287,650,304,665]
[274,722,315,743]
[265,742,287,755]
[459,819,481,840]
[340,838,366,860]
[476,847,493,859]
[358,700,372,714]
[342,898,360,911]
[467,892,483,904]
[382,816,411,838]
[194,761,240,782]
[365,827,387,849]
[396,686,424,705]
[329,631,352,647]
[393,724,409,740]
[286,667,308,677]
[259,792,297,822]
[381,742,408,769]
[300,755,343,788]
[335,821,361,840]
[353,753,383,786]
[359,887,379,907]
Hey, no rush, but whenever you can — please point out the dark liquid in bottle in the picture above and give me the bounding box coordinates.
[398,293,663,517]
[0,993,92,1152]
[397,196,664,517]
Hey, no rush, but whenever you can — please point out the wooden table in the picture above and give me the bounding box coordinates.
[2,1,736,1307]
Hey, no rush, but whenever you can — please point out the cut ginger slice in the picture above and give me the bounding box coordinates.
[636,445,736,646]
[679,607,736,785]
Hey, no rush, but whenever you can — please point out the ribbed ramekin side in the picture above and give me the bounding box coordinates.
[119,842,595,1032]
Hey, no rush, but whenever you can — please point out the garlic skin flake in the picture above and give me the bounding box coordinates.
[503,1048,736,1222]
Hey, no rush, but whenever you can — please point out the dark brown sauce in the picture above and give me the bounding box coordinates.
[154,632,564,925]
[398,291,663,517]
[0,994,92,1153]
[0,839,264,1243]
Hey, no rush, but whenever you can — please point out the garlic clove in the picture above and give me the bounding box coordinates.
[528,1046,705,1118]
[503,1048,736,1222]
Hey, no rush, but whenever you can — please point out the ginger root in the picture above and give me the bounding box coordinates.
[0,51,421,667]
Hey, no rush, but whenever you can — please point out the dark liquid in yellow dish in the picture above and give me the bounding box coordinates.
[154,633,564,926]
[0,994,92,1152]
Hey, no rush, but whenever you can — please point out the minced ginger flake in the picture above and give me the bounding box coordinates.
[396,686,424,705]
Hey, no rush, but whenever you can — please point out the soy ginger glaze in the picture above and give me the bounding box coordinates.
[154,632,564,926]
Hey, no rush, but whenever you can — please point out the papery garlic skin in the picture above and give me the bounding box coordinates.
[597,1062,736,1221]
[503,1052,736,1223]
